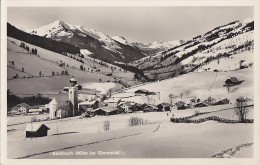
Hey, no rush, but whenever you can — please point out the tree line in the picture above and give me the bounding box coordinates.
[7,90,52,111]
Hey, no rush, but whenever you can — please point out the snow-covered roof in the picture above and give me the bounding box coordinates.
[49,94,70,105]
[28,109,43,113]
[104,98,120,103]
[229,77,241,83]
[25,123,50,132]
[215,98,231,104]
[49,97,58,105]
[158,102,171,107]
[135,89,149,93]
[94,106,118,113]
[12,103,31,110]
[175,101,186,107]
[70,78,77,82]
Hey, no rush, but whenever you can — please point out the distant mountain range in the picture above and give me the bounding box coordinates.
[8,17,254,81]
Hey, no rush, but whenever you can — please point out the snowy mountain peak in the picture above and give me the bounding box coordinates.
[31,20,72,37]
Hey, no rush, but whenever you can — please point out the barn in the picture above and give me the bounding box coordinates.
[25,123,50,138]
[225,77,244,86]
[94,106,119,116]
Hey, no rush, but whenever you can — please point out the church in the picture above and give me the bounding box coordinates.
[48,78,80,119]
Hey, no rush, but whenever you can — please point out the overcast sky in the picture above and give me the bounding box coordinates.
[8,7,253,43]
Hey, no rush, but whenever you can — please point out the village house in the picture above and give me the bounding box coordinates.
[78,89,102,102]
[170,105,176,111]
[25,123,50,138]
[78,100,102,114]
[225,76,244,86]
[175,101,186,110]
[133,103,144,111]
[11,103,31,115]
[143,104,158,112]
[134,89,150,96]
[27,105,46,115]
[157,103,171,111]
[93,106,119,116]
[214,98,231,106]
[118,101,135,113]
[104,98,121,107]
[193,101,210,108]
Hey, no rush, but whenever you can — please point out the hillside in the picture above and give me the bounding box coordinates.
[30,20,147,63]
[7,37,139,96]
[130,17,254,80]
[112,68,253,105]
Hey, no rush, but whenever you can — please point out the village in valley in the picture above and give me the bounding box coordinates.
[6,7,254,159]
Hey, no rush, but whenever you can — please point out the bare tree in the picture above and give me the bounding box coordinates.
[180,93,183,99]
[107,89,112,98]
[226,84,232,94]
[234,97,250,123]
[168,94,174,105]
[103,120,110,131]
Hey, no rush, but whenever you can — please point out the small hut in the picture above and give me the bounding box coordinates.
[225,77,244,86]
[25,123,50,138]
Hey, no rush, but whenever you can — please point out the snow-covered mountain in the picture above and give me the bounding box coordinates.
[131,17,254,80]
[132,40,185,56]
[31,20,147,63]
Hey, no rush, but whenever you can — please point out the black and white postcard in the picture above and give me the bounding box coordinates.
[1,0,260,165]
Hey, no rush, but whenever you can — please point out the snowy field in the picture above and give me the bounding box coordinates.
[81,82,117,94]
[8,109,253,159]
[113,68,253,104]
[7,114,48,126]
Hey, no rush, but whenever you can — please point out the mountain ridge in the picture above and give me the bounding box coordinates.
[130,17,254,80]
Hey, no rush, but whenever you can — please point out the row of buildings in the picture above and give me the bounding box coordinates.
[10,77,237,120]
[10,103,47,115]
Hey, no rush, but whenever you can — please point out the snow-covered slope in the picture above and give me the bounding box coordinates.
[31,20,146,63]
[131,17,254,80]
[112,36,132,46]
[113,68,253,105]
